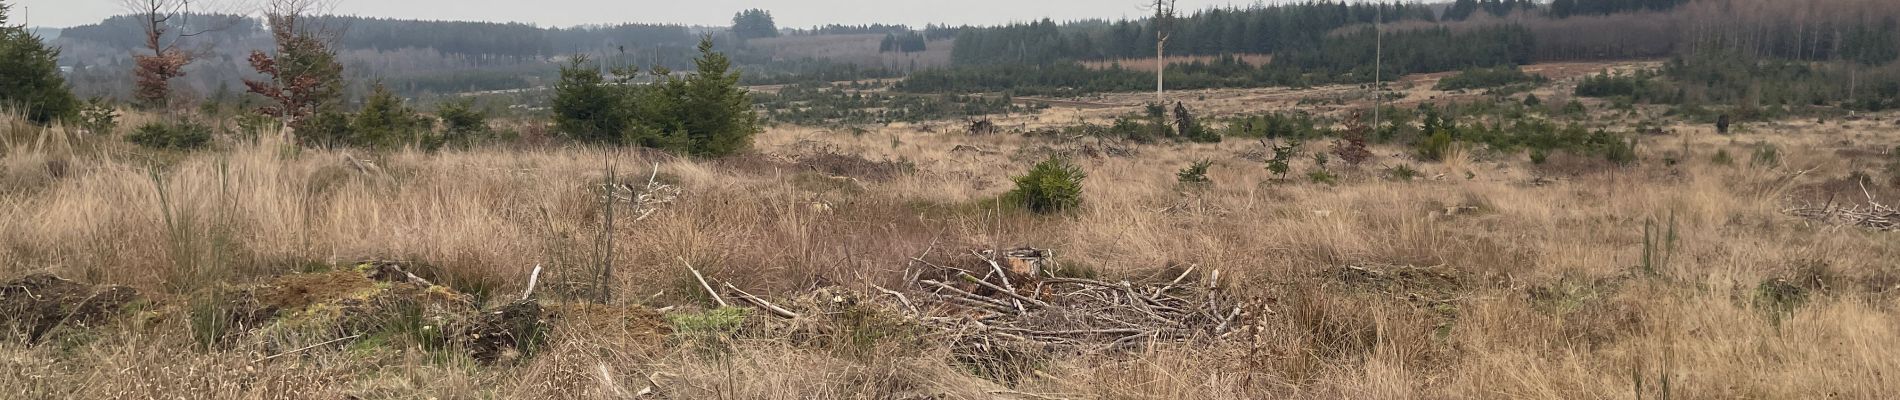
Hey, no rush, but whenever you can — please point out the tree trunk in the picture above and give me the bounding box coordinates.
[1155,37,1166,104]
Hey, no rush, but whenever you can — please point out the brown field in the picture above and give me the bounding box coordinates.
[3,68,1900,399]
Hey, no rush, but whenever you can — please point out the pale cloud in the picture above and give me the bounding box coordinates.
[18,0,1269,28]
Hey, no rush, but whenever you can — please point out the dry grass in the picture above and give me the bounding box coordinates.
[2,94,1899,399]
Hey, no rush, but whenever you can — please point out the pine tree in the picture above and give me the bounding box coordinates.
[0,1,81,124]
[680,36,759,156]
[351,83,431,148]
[551,55,627,143]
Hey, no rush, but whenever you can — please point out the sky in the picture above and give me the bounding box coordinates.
[15,0,1267,29]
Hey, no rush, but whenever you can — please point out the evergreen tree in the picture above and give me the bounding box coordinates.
[551,37,758,156]
[0,1,81,124]
[244,13,344,129]
[731,9,779,39]
[351,83,431,148]
[680,36,759,156]
[552,55,627,143]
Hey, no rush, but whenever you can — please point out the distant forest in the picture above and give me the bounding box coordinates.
[40,0,1900,109]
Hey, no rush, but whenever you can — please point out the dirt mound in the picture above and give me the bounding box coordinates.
[0,274,140,342]
[466,300,547,364]
[255,270,380,310]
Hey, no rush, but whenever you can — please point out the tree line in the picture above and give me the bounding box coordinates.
[949,2,1437,66]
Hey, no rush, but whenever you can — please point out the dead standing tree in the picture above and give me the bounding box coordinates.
[122,0,240,109]
[1147,0,1177,104]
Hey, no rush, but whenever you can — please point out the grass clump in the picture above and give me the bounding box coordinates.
[1006,155,1086,214]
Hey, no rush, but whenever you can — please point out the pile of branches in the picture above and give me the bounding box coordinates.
[602,163,683,222]
[886,247,1250,351]
[1789,201,1898,231]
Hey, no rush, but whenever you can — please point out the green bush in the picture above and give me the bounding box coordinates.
[1007,155,1086,214]
[1575,70,1666,100]
[1177,160,1213,187]
[1712,148,1734,166]
[552,37,760,156]
[292,110,353,147]
[435,100,490,147]
[1417,130,1455,162]
[127,120,213,150]
[1307,170,1338,185]
[1386,164,1420,181]
[1751,144,1780,167]
[76,98,119,134]
[350,84,434,148]
[1266,140,1300,180]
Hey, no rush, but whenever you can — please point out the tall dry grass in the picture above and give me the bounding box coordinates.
[1,105,1898,398]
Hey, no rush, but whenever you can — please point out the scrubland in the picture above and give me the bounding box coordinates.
[3,81,1900,399]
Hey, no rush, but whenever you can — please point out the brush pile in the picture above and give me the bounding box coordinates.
[602,164,683,222]
[1789,201,1899,231]
[888,247,1252,351]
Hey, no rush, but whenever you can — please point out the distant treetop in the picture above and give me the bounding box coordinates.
[732,9,779,39]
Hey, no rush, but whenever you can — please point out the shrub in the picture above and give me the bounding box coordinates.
[436,99,489,147]
[1332,115,1375,167]
[1574,69,1673,103]
[1386,164,1420,181]
[350,84,435,149]
[1712,148,1734,166]
[1177,160,1213,187]
[1007,155,1086,214]
[1307,170,1338,185]
[551,37,760,156]
[1603,137,1638,166]
[1562,100,1587,115]
[1417,130,1454,162]
[76,98,119,135]
[1266,140,1301,180]
[1751,144,1780,167]
[292,110,353,148]
[127,120,213,150]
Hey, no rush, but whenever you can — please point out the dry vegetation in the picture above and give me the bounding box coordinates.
[4,70,1900,399]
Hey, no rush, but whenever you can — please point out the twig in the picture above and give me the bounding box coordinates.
[679,257,728,308]
[252,334,363,363]
[871,283,919,315]
[723,282,800,319]
[956,272,1050,308]
[1154,264,1196,296]
[989,390,1073,400]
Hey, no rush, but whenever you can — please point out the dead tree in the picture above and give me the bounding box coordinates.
[1147,0,1176,104]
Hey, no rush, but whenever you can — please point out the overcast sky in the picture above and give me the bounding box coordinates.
[15,0,1272,29]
